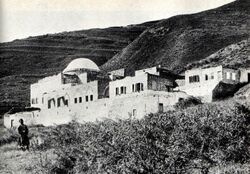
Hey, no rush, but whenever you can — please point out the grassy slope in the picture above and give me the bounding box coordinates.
[0,143,55,174]
[101,0,250,74]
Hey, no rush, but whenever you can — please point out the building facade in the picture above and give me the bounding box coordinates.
[5,58,250,128]
[4,58,188,128]
[177,65,250,102]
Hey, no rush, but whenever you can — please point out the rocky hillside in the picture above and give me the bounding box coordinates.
[101,0,250,74]
[185,38,250,70]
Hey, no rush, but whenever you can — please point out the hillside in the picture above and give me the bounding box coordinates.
[0,21,157,114]
[0,21,157,77]
[185,38,250,70]
[101,0,250,74]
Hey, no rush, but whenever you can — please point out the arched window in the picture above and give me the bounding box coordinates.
[48,98,56,109]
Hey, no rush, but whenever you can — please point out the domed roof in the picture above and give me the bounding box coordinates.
[63,58,100,73]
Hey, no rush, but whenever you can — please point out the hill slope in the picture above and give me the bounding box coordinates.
[101,0,250,74]
[0,21,157,77]
[185,38,250,70]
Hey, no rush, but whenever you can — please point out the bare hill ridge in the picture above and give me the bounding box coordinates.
[101,0,250,74]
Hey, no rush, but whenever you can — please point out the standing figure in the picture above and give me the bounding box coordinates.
[18,119,29,150]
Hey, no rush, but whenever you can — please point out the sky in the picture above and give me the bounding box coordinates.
[0,0,235,43]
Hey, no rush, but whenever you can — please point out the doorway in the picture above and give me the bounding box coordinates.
[158,103,163,113]
[248,73,250,83]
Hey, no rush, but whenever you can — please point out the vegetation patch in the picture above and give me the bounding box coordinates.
[31,100,250,173]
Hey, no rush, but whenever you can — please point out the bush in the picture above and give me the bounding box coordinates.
[174,96,202,110]
[0,128,19,146]
[35,100,250,173]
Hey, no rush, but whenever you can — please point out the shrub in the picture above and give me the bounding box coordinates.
[174,96,202,110]
[0,128,19,146]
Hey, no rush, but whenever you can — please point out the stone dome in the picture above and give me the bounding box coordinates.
[63,58,100,73]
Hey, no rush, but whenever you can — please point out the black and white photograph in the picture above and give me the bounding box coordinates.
[0,0,250,173]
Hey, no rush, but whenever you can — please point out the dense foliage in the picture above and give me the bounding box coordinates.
[32,100,250,173]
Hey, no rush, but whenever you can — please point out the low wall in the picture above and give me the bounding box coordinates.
[4,110,40,128]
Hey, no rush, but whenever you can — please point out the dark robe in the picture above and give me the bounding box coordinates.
[18,124,29,149]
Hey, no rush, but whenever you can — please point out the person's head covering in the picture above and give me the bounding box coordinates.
[19,119,24,124]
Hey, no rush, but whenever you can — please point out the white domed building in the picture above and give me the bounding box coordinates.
[63,58,100,74]
[4,58,189,128]
[25,58,111,126]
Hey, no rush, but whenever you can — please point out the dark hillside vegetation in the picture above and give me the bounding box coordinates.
[101,0,250,74]
[185,38,250,71]
[0,22,157,77]
[30,100,250,173]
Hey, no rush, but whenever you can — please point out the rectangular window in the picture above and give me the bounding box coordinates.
[189,76,192,83]
[134,83,144,92]
[205,74,208,81]
[11,119,14,128]
[189,75,200,83]
[132,84,135,92]
[85,96,88,102]
[74,98,77,103]
[116,87,119,95]
[120,87,124,94]
[141,83,144,91]
[132,109,137,117]
[218,71,222,80]
[211,73,214,80]
[232,73,236,80]
[57,98,61,107]
[42,97,44,104]
[79,97,82,103]
[90,95,93,101]
[226,72,231,79]
[120,86,127,94]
